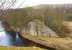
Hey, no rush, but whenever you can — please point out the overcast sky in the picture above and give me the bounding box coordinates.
[1,0,72,9]
[12,0,72,8]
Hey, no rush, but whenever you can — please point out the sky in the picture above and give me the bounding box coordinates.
[1,0,72,9]
[12,0,72,8]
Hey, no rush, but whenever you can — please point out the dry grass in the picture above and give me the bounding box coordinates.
[36,36,72,50]
[19,34,72,50]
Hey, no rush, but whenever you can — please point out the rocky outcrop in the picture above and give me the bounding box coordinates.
[21,19,58,37]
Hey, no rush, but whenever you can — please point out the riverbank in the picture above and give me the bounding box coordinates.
[20,34,72,50]
[0,46,47,50]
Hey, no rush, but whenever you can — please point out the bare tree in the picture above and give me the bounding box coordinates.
[0,0,16,20]
[0,0,16,32]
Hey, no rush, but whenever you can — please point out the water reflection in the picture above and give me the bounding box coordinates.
[0,32,14,46]
[16,33,25,46]
[0,21,24,46]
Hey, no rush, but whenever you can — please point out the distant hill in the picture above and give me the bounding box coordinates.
[4,4,72,37]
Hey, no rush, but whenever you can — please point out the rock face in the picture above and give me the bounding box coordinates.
[41,25,58,37]
[22,19,58,37]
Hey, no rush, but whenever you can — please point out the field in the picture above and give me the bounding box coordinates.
[36,36,72,50]
[21,34,72,50]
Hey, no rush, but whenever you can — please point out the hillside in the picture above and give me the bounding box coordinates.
[4,4,72,37]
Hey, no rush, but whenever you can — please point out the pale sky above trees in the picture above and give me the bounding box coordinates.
[13,0,72,8]
[0,0,72,9]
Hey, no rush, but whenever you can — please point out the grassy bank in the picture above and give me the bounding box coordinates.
[0,46,47,50]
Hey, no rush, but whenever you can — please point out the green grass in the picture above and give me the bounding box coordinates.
[0,46,47,50]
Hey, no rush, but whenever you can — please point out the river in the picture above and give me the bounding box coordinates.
[0,21,24,46]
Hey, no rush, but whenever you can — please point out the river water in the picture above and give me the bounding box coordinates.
[0,21,24,46]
